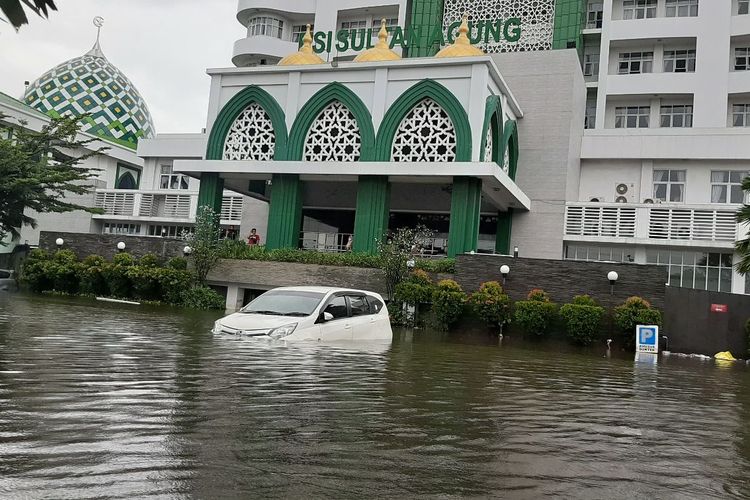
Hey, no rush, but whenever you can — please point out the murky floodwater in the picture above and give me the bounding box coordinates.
[1,293,750,498]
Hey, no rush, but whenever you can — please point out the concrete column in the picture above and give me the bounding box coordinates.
[266,174,303,250]
[353,176,390,254]
[447,176,481,257]
[197,173,224,215]
[225,285,244,312]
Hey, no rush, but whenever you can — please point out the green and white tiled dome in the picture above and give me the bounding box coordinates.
[23,41,154,149]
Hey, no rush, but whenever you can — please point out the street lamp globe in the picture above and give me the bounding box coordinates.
[183,246,193,256]
[116,241,126,252]
[607,271,619,283]
[55,238,64,247]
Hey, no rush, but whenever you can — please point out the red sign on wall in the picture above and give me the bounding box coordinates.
[710,304,729,313]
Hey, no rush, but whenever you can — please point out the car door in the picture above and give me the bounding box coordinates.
[318,295,352,340]
[347,295,373,339]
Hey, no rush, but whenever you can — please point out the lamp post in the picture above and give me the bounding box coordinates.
[116,241,126,253]
[500,264,510,286]
[607,271,619,295]
[406,258,415,270]
[513,246,519,258]
[183,246,193,257]
[55,238,64,248]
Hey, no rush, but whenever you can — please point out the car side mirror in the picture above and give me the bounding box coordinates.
[323,312,334,322]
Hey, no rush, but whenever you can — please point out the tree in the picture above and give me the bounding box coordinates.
[377,225,435,300]
[0,0,56,30]
[736,176,750,275]
[182,206,221,284]
[0,112,104,243]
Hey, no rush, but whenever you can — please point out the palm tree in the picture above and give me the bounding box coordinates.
[0,0,56,30]
[736,176,750,275]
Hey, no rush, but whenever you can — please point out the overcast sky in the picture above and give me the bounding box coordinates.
[0,0,244,133]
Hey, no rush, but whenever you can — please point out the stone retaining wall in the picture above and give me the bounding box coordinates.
[40,231,185,260]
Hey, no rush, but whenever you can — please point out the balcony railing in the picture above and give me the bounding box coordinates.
[94,190,244,223]
[564,202,739,245]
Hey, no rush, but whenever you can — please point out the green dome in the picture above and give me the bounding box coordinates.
[23,42,155,149]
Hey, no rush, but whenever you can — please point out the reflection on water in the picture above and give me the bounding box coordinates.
[1,293,749,498]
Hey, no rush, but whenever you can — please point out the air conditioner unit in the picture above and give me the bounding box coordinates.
[589,196,606,203]
[643,198,654,204]
[615,196,628,203]
[614,182,634,196]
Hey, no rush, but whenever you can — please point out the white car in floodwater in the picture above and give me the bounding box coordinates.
[0,269,16,291]
[213,286,392,342]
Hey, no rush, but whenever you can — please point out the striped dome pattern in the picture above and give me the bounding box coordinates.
[23,46,154,149]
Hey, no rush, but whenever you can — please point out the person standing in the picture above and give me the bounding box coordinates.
[247,228,261,246]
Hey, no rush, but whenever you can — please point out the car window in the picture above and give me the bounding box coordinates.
[366,296,384,314]
[0,271,9,279]
[348,296,369,316]
[241,290,325,316]
[324,296,348,319]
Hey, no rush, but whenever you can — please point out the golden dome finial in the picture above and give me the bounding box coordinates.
[436,14,485,58]
[278,24,325,66]
[354,18,401,62]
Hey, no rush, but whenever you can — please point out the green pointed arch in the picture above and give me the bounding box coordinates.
[502,119,519,181]
[205,85,288,160]
[288,82,376,161]
[375,79,472,161]
[480,95,504,163]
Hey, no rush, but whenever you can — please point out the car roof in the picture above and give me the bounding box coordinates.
[269,286,381,296]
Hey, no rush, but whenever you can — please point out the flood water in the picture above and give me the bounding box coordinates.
[1,293,750,498]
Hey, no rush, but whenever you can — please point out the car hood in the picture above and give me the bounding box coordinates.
[219,312,303,331]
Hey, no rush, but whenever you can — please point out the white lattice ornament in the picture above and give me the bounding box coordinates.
[484,125,494,162]
[443,0,555,53]
[304,101,362,162]
[391,98,457,162]
[223,103,276,161]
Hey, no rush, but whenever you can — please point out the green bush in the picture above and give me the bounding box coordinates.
[613,296,662,350]
[394,269,435,305]
[166,257,188,270]
[514,289,557,336]
[431,279,466,330]
[415,258,456,274]
[745,319,750,356]
[158,268,194,305]
[79,255,108,296]
[139,253,161,268]
[103,252,135,298]
[48,250,81,295]
[181,286,225,310]
[467,281,512,328]
[559,295,606,345]
[21,249,53,293]
[126,265,164,301]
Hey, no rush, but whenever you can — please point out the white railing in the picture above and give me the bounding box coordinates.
[300,232,353,253]
[94,191,135,216]
[565,202,739,244]
[94,189,245,223]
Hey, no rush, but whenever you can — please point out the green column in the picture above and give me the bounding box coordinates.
[495,209,513,255]
[447,176,481,258]
[265,174,302,250]
[197,173,224,214]
[406,0,445,57]
[552,0,585,53]
[353,176,390,254]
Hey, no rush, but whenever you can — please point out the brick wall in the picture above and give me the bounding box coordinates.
[39,231,185,260]
[206,259,387,295]
[454,254,667,310]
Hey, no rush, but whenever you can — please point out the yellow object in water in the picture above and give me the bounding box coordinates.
[714,351,737,361]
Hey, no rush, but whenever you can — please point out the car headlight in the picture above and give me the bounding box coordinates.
[213,320,223,333]
[268,322,297,339]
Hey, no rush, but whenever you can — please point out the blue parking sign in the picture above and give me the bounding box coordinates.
[636,325,659,353]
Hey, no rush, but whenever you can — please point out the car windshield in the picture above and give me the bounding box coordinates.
[241,290,326,316]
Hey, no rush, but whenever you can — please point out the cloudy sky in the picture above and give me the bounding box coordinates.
[0,0,245,133]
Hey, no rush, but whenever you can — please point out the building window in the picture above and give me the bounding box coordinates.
[391,98,457,162]
[291,24,313,42]
[341,19,367,30]
[711,170,750,203]
[103,223,140,235]
[148,225,194,238]
[565,245,635,263]
[618,52,653,74]
[732,104,750,126]
[615,106,650,128]
[159,165,189,190]
[740,0,750,15]
[303,101,362,162]
[583,53,600,78]
[115,164,140,190]
[647,250,733,292]
[735,47,750,70]
[660,105,693,127]
[223,102,276,161]
[622,0,657,19]
[665,0,698,17]
[371,17,398,34]
[585,100,597,129]
[653,169,686,202]
[586,1,604,28]
[247,16,283,38]
[663,49,696,72]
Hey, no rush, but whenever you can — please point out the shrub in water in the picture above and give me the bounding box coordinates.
[559,295,606,345]
[467,281,512,328]
[158,268,194,305]
[103,252,135,298]
[21,249,53,293]
[431,279,466,330]
[79,255,108,296]
[613,296,662,349]
[514,288,557,336]
[48,249,81,294]
[126,265,164,302]
[181,286,225,310]
[394,269,434,305]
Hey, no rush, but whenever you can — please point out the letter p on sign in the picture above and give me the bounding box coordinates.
[636,325,659,353]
